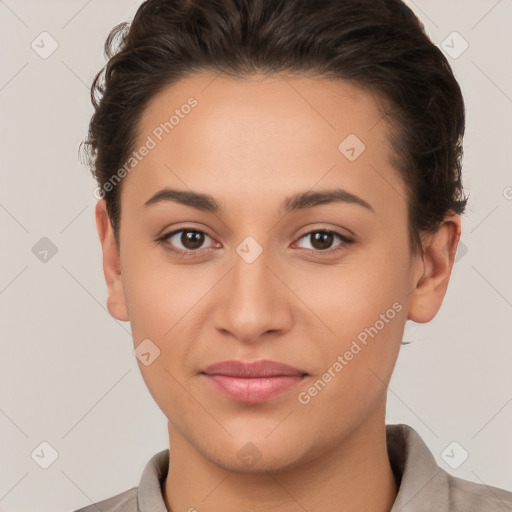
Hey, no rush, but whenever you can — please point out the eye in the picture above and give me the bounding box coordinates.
[156,227,354,259]
[157,228,218,256]
[295,229,353,254]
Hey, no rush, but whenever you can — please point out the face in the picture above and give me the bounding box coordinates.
[96,73,458,473]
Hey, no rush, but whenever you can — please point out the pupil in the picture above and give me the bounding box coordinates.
[312,232,333,250]
[182,231,204,249]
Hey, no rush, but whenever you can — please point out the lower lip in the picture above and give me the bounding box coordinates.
[202,374,306,403]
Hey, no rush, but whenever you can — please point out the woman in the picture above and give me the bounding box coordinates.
[76,0,512,510]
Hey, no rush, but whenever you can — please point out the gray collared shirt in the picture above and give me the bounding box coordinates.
[73,423,512,511]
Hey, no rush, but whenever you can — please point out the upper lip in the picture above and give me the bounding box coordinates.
[201,360,307,378]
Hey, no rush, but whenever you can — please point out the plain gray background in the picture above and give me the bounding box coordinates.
[1,1,511,510]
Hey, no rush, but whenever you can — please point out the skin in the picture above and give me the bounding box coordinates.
[95,73,461,512]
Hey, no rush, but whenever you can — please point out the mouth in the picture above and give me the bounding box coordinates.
[200,359,308,403]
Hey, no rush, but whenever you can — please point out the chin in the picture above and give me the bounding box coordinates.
[199,429,312,473]
[210,448,304,475]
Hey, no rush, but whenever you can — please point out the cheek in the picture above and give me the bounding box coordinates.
[295,291,406,429]
[136,357,200,430]
[121,249,213,387]
[290,255,406,336]
[121,244,196,338]
[287,248,409,392]
[123,261,199,417]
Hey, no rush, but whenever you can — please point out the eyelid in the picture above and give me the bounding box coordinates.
[294,223,354,242]
[157,227,219,254]
[156,221,215,239]
[292,228,354,254]
[157,224,355,258]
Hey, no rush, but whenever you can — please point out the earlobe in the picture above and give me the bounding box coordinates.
[95,199,129,322]
[408,213,461,323]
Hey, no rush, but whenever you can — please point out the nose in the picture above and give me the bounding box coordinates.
[212,246,293,343]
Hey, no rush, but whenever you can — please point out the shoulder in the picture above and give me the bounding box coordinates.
[386,424,512,512]
[72,486,138,512]
[71,448,169,512]
[446,473,512,511]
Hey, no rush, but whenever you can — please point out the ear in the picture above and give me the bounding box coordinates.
[95,199,129,322]
[408,212,462,323]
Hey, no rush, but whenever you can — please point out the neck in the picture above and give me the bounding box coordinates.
[163,403,397,512]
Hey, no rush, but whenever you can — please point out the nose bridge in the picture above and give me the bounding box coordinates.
[213,240,291,340]
[231,247,270,301]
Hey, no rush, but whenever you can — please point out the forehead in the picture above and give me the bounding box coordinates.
[122,72,404,217]
[140,72,389,147]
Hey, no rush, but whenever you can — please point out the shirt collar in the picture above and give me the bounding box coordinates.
[137,447,169,512]
[387,424,449,511]
[136,423,449,512]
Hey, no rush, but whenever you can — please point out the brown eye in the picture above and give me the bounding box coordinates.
[180,230,205,250]
[296,230,353,254]
[309,231,334,250]
[160,229,215,253]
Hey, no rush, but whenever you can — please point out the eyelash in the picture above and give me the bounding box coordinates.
[156,228,354,259]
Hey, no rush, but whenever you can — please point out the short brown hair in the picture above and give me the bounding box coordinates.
[81,0,468,254]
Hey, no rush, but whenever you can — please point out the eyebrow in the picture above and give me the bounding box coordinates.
[144,187,374,215]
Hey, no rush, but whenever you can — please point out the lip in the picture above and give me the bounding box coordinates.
[200,360,308,403]
[202,359,307,378]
